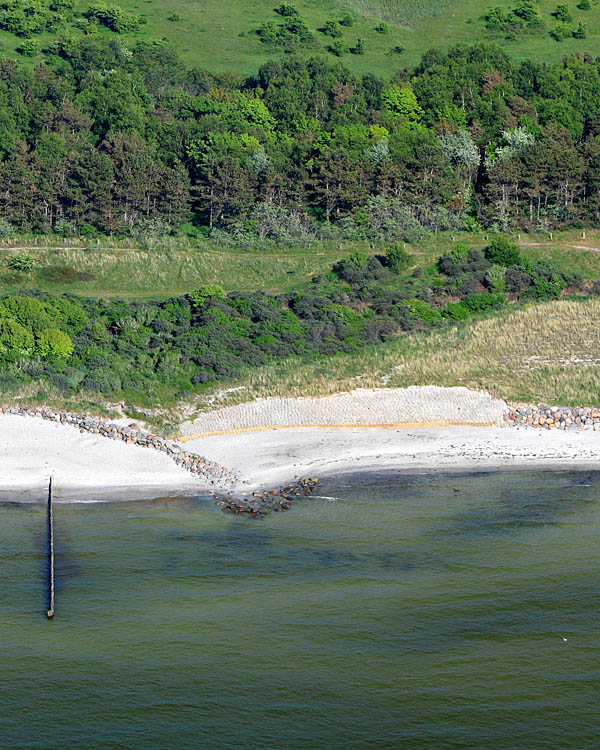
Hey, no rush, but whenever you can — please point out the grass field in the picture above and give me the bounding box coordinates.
[3,0,600,77]
[1,229,600,299]
[194,297,600,412]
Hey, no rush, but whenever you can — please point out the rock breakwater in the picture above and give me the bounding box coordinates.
[0,406,237,489]
[507,404,600,431]
[215,477,320,518]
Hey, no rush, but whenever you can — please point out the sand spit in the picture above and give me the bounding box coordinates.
[179,386,508,438]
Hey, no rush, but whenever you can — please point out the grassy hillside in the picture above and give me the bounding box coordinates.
[3,0,600,76]
[196,297,600,410]
[2,230,600,299]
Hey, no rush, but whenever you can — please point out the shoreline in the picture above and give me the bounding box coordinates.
[184,424,600,494]
[1,387,600,502]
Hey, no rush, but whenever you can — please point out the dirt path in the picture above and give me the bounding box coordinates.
[520,242,600,253]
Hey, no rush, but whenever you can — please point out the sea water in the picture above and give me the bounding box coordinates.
[1,471,600,749]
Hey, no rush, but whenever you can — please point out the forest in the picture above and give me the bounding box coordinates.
[1,38,600,242]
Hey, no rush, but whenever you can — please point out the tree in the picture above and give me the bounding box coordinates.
[381,85,423,126]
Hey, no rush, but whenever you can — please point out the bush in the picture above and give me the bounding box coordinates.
[463,292,505,312]
[17,40,39,56]
[36,327,74,358]
[385,245,412,274]
[7,253,36,273]
[189,284,226,308]
[442,302,470,320]
[397,299,442,322]
[484,236,521,267]
[577,0,590,9]
[275,3,298,16]
[527,279,562,299]
[485,264,506,292]
[339,13,354,26]
[550,22,572,40]
[552,4,572,22]
[350,38,365,54]
[322,20,342,38]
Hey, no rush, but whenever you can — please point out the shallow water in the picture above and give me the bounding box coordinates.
[2,471,600,749]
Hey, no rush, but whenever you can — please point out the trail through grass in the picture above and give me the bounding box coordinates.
[2,229,600,298]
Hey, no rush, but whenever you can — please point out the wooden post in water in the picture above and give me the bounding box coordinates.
[47,477,55,619]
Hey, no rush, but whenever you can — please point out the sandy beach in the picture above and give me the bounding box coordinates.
[184,424,600,490]
[0,414,206,502]
[1,387,600,501]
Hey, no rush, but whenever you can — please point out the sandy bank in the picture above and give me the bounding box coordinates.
[184,425,600,491]
[180,386,508,437]
[0,415,206,502]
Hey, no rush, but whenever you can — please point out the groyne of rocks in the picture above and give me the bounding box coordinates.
[215,477,320,518]
[507,404,600,431]
[0,406,237,489]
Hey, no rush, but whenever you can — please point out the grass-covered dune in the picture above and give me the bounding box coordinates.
[1,234,599,430]
[215,298,600,410]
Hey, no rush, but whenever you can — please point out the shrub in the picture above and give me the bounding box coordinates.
[484,236,521,267]
[442,302,470,320]
[485,264,506,292]
[463,292,505,312]
[577,0,590,9]
[385,245,412,274]
[573,22,587,39]
[505,266,533,294]
[189,284,226,308]
[329,39,349,56]
[527,279,562,299]
[83,3,141,33]
[36,327,74,358]
[7,253,36,273]
[374,22,389,33]
[397,299,442,322]
[350,37,365,54]
[339,13,354,26]
[552,4,572,22]
[550,22,572,40]
[17,40,39,56]
[275,3,298,16]
[0,318,34,361]
[322,20,342,37]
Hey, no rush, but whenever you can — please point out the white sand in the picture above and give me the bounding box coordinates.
[184,425,600,490]
[180,386,507,436]
[0,415,205,502]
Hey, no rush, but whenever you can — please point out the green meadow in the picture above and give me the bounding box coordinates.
[1,229,600,299]
[3,0,600,76]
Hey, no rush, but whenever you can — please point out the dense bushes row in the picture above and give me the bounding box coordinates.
[0,237,591,402]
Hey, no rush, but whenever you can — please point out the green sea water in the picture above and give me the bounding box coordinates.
[2,471,600,749]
